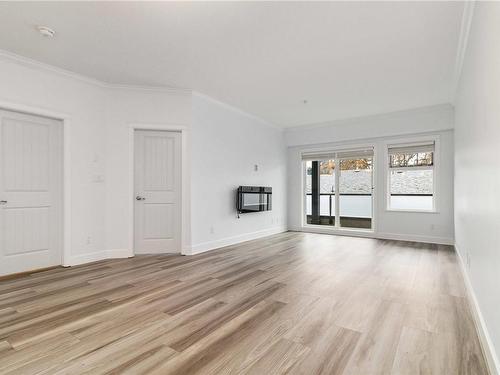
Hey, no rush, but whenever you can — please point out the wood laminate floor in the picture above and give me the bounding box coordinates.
[0,232,489,374]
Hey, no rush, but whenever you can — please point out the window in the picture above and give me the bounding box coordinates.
[387,141,435,211]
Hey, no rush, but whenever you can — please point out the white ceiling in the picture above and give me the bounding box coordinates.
[0,2,464,127]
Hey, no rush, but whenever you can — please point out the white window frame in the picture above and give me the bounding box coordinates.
[384,135,440,213]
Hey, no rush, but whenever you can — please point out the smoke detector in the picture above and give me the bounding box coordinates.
[37,26,56,38]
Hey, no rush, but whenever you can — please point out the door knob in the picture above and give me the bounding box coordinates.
[0,200,7,205]
[136,196,146,201]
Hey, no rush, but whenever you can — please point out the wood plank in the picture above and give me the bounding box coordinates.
[0,232,489,375]
[343,300,407,374]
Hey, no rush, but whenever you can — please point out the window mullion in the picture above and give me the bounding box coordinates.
[311,161,320,224]
[335,157,340,227]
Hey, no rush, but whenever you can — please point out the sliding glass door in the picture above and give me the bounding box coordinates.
[304,148,373,230]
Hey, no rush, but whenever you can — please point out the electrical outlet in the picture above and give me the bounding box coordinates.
[210,226,215,234]
[86,236,92,246]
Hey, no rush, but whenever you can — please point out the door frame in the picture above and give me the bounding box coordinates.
[300,142,377,235]
[0,100,70,266]
[128,124,190,255]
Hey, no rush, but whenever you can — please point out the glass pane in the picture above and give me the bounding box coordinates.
[305,160,335,226]
[339,158,372,229]
[389,169,433,210]
[389,152,433,168]
[243,193,261,206]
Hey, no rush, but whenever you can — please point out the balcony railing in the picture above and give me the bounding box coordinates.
[305,192,372,218]
[305,193,433,228]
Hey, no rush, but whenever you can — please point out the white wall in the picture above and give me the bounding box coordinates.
[0,52,287,261]
[190,93,287,254]
[286,104,454,244]
[454,2,500,372]
[0,54,108,264]
[0,52,192,264]
[286,103,454,146]
[104,88,191,255]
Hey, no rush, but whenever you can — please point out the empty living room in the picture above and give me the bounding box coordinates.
[0,1,499,374]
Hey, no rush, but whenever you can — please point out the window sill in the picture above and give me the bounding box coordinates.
[385,208,439,214]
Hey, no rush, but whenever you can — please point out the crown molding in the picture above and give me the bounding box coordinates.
[0,48,104,87]
[192,91,282,131]
[451,1,475,103]
[106,83,191,95]
[0,48,191,95]
[284,103,454,133]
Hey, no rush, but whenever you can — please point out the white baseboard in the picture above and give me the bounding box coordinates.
[455,244,500,375]
[188,226,288,255]
[376,232,454,245]
[64,248,133,267]
[289,226,453,245]
[290,225,376,239]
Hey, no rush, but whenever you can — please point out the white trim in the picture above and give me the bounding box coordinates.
[189,226,287,255]
[299,142,377,159]
[66,249,133,267]
[300,161,310,229]
[389,165,434,172]
[300,225,374,237]
[128,124,191,256]
[455,244,500,375]
[0,48,191,95]
[62,118,72,267]
[0,49,103,87]
[0,100,72,267]
[385,208,439,214]
[376,232,453,245]
[106,84,191,95]
[452,1,476,103]
[291,226,454,245]
[192,91,281,130]
[285,103,454,131]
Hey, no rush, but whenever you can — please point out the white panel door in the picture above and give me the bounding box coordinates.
[0,110,63,276]
[134,130,181,254]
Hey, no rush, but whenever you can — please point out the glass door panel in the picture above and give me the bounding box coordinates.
[338,158,373,229]
[305,160,335,226]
